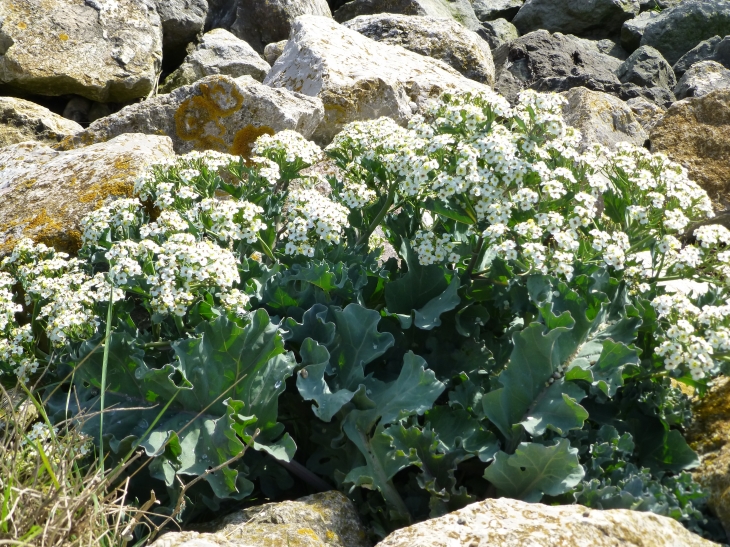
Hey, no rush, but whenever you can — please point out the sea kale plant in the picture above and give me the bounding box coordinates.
[1,89,729,539]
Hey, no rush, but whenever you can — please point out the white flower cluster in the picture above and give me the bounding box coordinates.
[340,181,376,209]
[283,189,350,256]
[251,130,323,167]
[81,198,144,246]
[195,198,266,244]
[0,272,38,382]
[413,231,460,265]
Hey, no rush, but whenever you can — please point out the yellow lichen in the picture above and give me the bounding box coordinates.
[58,33,69,41]
[17,21,27,30]
[231,125,274,158]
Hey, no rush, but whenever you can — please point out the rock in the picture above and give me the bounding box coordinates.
[265,40,289,66]
[342,14,495,84]
[597,38,628,60]
[617,45,677,89]
[561,87,647,149]
[333,0,482,31]
[493,30,622,103]
[0,0,163,102]
[617,82,676,107]
[479,18,520,50]
[674,60,730,100]
[264,15,487,143]
[63,97,93,125]
[621,11,660,53]
[512,0,640,38]
[148,491,370,547]
[650,89,730,206]
[376,497,717,547]
[154,0,208,62]
[0,134,173,255]
[205,0,332,53]
[674,36,730,77]
[626,96,666,132]
[0,97,82,147]
[639,0,730,65]
[473,0,524,22]
[159,29,270,93]
[62,75,323,155]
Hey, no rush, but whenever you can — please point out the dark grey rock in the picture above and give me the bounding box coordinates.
[674,60,730,99]
[597,38,628,60]
[639,0,683,10]
[512,0,639,38]
[621,11,659,52]
[617,82,675,107]
[333,0,482,30]
[155,0,208,63]
[479,18,519,49]
[673,35,730,76]
[617,45,676,88]
[473,0,523,22]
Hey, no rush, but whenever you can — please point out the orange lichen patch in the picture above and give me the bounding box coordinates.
[231,125,273,158]
[23,209,80,254]
[58,33,69,41]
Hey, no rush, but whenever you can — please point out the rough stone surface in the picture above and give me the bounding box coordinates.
[0,0,163,102]
[674,35,730,77]
[674,60,730,100]
[493,30,622,103]
[473,0,523,22]
[62,75,323,156]
[333,0,482,31]
[264,15,487,143]
[561,87,647,149]
[0,134,173,255]
[154,0,208,60]
[617,45,677,89]
[0,97,82,147]
[375,498,718,547]
[639,0,730,65]
[343,14,495,84]
[479,18,519,50]
[596,38,628,60]
[512,0,639,38]
[626,96,666,133]
[160,29,270,93]
[148,491,370,547]
[650,89,730,207]
[265,40,289,66]
[205,0,332,53]
[617,82,676,108]
[621,11,659,53]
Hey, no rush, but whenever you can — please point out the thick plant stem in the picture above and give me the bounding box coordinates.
[356,186,396,247]
[99,285,115,475]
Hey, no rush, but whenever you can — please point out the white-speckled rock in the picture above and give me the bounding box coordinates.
[375,498,719,547]
[264,15,488,143]
[674,60,730,100]
[0,0,163,102]
[333,0,482,31]
[0,97,82,147]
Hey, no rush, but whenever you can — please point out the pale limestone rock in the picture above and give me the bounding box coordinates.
[0,134,173,255]
[626,96,666,133]
[375,497,718,547]
[0,0,163,102]
[674,60,730,100]
[264,15,488,144]
[62,75,324,156]
[0,97,82,147]
[333,0,482,31]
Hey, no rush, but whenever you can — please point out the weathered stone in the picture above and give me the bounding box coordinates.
[62,97,115,126]
[479,18,519,50]
[0,97,82,147]
[597,38,628,60]
[264,15,486,143]
[343,14,495,84]
[617,82,676,107]
[0,134,173,255]
[674,35,730,77]
[493,30,622,103]
[626,96,666,132]
[149,491,370,547]
[375,497,718,547]
[617,45,677,89]
[674,60,730,100]
[561,87,647,149]
[154,0,208,62]
[333,0,482,31]
[205,0,332,53]
[265,40,289,66]
[0,0,163,102]
[160,29,270,93]
[512,0,639,38]
[639,0,730,65]
[62,75,323,156]
[472,0,523,22]
[650,89,730,206]
[621,11,659,53]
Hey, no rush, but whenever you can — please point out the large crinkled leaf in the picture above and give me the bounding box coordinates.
[427,406,499,463]
[413,276,461,330]
[281,303,336,346]
[483,439,585,502]
[521,379,589,436]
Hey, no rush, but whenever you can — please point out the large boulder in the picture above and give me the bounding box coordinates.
[264,15,487,143]
[205,0,332,53]
[0,97,82,148]
[626,96,666,133]
[0,0,163,102]
[473,0,524,22]
[479,18,520,50]
[650,89,730,208]
[375,497,717,547]
[333,0,482,31]
[639,0,730,65]
[0,134,173,255]
[154,0,208,63]
[160,29,270,93]
[674,60,730,100]
[621,11,660,53]
[674,35,730,77]
[148,491,370,547]
[342,14,495,84]
[61,75,323,156]
[512,0,639,38]
[561,87,647,149]
[617,45,677,89]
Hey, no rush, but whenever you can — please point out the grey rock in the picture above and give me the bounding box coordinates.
[206,0,332,53]
[617,45,676,89]
[62,98,113,125]
[621,10,659,52]
[343,14,495,84]
[473,0,524,22]
[154,0,208,61]
[62,75,324,156]
[639,0,683,10]
[674,35,730,76]
[479,18,519,49]
[0,0,163,102]
[333,0,482,31]
[640,0,730,65]
[626,95,666,132]
[265,40,289,66]
[596,38,628,60]
[512,0,640,38]
[617,82,676,107]
[674,60,730,99]
[0,97,82,147]
[160,29,270,93]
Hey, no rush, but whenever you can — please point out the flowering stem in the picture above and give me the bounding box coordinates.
[257,235,276,262]
[99,283,115,475]
[464,236,485,279]
[357,186,396,247]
